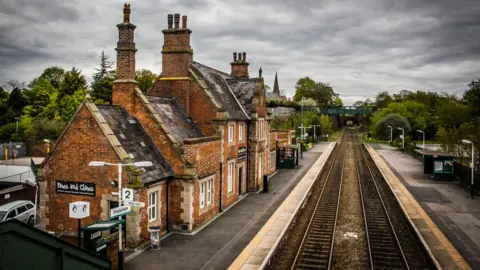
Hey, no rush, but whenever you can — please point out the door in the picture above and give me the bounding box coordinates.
[238,167,243,196]
[16,205,29,222]
[5,209,17,221]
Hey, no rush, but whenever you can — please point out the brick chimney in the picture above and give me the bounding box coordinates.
[112,3,138,111]
[231,52,249,78]
[161,13,193,77]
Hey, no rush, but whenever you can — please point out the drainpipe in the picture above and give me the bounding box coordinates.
[219,162,223,212]
[166,178,169,232]
[246,121,250,193]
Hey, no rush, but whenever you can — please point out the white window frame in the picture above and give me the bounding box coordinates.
[229,124,235,142]
[239,124,244,141]
[207,178,212,204]
[200,181,206,209]
[228,161,234,193]
[148,191,157,222]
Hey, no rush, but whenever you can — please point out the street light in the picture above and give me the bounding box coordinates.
[88,160,153,270]
[387,125,393,143]
[25,178,38,226]
[398,127,404,149]
[462,139,475,199]
[417,130,425,150]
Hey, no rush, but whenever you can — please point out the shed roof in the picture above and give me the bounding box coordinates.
[146,96,203,144]
[97,105,173,184]
[414,149,455,158]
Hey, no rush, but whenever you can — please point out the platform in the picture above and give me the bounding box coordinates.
[367,143,473,269]
[125,143,335,270]
[228,143,336,270]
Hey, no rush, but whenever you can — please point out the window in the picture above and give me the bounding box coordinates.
[207,179,212,204]
[6,210,16,219]
[239,124,244,140]
[200,182,206,208]
[16,205,28,214]
[148,191,157,222]
[270,151,276,169]
[228,161,234,192]
[25,203,34,209]
[229,124,234,142]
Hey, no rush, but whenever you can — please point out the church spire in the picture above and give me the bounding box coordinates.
[273,72,280,94]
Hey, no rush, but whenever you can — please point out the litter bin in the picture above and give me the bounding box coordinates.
[149,226,161,251]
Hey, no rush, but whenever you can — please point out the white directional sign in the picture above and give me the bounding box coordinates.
[110,205,131,219]
[121,188,134,202]
[69,201,90,219]
[126,201,145,207]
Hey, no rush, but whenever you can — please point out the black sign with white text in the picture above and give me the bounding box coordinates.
[238,146,247,160]
[56,180,96,197]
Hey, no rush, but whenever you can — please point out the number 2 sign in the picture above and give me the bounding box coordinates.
[121,188,134,202]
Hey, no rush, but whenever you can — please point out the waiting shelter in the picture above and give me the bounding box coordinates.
[277,144,299,169]
[415,149,455,181]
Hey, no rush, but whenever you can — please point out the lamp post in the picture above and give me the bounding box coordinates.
[387,125,393,143]
[15,117,19,134]
[89,160,153,270]
[398,127,404,149]
[25,178,38,226]
[462,140,475,199]
[417,130,425,150]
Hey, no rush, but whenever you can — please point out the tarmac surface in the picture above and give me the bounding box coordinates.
[126,143,329,270]
[371,143,480,269]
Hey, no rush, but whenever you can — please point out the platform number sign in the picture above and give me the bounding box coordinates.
[122,188,134,202]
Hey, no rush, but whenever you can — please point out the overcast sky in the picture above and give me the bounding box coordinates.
[1,0,479,105]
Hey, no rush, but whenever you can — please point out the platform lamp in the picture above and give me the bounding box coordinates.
[462,139,475,199]
[387,125,393,143]
[89,160,153,270]
[417,130,425,150]
[397,127,404,149]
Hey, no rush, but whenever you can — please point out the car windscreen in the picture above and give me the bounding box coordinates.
[0,211,6,221]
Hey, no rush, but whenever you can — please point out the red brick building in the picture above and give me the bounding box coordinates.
[37,4,288,260]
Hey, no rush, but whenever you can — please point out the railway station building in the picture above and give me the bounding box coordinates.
[36,3,288,260]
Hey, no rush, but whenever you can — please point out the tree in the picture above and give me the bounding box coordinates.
[375,113,411,140]
[58,89,86,121]
[91,51,116,103]
[293,77,338,106]
[34,66,65,89]
[135,69,157,93]
[333,97,343,107]
[264,85,272,93]
[353,100,364,107]
[375,91,393,108]
[464,79,480,116]
[7,83,26,116]
[22,78,57,118]
[60,67,87,97]
[320,115,332,135]
[24,118,65,140]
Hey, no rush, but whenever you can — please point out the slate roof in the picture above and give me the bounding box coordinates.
[96,105,173,184]
[146,96,203,144]
[191,61,251,120]
[226,79,257,115]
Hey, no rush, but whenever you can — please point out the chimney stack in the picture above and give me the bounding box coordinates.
[182,15,187,28]
[174,13,180,28]
[123,3,131,23]
[167,14,173,29]
[231,51,249,79]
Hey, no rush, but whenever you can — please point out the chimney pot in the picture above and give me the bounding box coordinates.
[243,52,246,62]
[174,13,180,28]
[259,67,262,78]
[233,52,237,61]
[182,15,187,28]
[238,52,242,61]
[123,3,131,23]
[167,14,173,29]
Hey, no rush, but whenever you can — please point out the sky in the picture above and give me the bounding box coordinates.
[1,0,479,105]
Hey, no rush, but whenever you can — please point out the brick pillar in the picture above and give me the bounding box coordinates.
[112,3,138,109]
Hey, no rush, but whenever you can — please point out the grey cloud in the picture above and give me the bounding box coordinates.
[1,0,480,105]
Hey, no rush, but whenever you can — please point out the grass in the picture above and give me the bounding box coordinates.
[328,130,342,142]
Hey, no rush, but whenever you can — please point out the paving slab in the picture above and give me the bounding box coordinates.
[368,143,475,269]
[125,143,333,270]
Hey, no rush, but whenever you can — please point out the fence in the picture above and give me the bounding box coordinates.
[0,142,27,160]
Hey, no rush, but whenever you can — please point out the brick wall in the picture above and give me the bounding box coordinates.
[41,105,125,236]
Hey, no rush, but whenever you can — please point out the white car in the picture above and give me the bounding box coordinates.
[0,200,36,225]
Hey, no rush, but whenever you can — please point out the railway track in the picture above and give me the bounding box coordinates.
[291,131,348,269]
[354,131,410,269]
